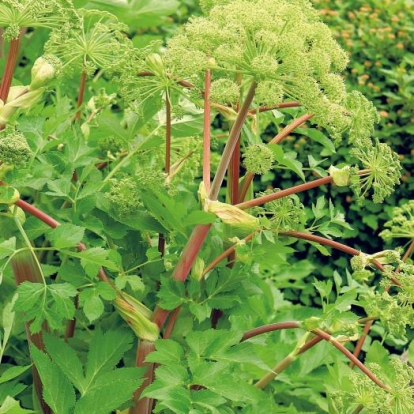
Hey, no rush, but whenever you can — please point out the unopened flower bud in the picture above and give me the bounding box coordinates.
[329,165,350,187]
[30,57,56,90]
[146,54,165,77]
[0,186,20,205]
[113,293,159,341]
[206,200,259,236]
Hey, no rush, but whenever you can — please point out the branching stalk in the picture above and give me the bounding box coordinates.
[238,112,313,202]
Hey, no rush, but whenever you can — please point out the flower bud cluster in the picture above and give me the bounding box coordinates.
[0,126,31,166]
[380,200,414,243]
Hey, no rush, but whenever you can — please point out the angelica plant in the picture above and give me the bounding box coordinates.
[0,0,411,414]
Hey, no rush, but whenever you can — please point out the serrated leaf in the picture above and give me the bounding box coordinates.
[0,366,31,385]
[14,282,77,333]
[143,365,190,399]
[84,330,134,389]
[79,287,105,323]
[0,396,36,414]
[45,179,72,198]
[157,277,186,310]
[65,248,118,278]
[73,368,144,414]
[47,224,85,248]
[43,333,85,392]
[0,237,16,260]
[30,344,76,414]
[86,0,179,28]
[146,339,185,366]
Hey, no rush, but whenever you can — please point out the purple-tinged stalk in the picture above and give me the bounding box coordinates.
[237,176,333,210]
[131,82,258,412]
[238,113,314,202]
[0,32,23,104]
[75,71,87,121]
[151,81,258,329]
[312,328,390,391]
[132,340,156,414]
[10,252,51,414]
[248,321,389,392]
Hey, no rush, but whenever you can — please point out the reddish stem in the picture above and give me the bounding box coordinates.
[163,306,182,339]
[202,232,255,277]
[248,101,301,114]
[350,320,373,369]
[130,340,156,414]
[270,113,314,145]
[203,69,211,193]
[312,328,390,391]
[75,71,87,121]
[152,224,212,329]
[210,82,257,201]
[16,199,60,228]
[11,252,52,414]
[0,32,23,104]
[237,176,333,210]
[238,113,313,202]
[241,321,301,341]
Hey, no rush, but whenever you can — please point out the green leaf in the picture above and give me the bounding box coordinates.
[43,333,85,392]
[14,282,77,333]
[0,396,36,414]
[296,128,336,154]
[79,288,104,323]
[271,146,305,181]
[146,339,185,366]
[73,368,144,414]
[65,247,118,278]
[143,364,190,399]
[0,366,31,385]
[313,279,333,301]
[84,330,134,389]
[86,0,179,28]
[47,224,85,248]
[157,277,186,310]
[0,187,19,204]
[30,344,76,414]
[0,237,16,260]
[45,179,72,198]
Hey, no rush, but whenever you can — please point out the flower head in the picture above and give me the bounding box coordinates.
[350,140,401,204]
[0,0,73,41]
[45,9,131,76]
[0,126,31,166]
[380,200,414,243]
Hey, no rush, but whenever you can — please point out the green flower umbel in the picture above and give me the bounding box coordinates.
[0,126,31,166]
[350,139,402,204]
[0,0,73,41]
